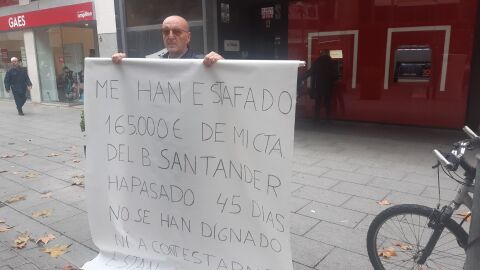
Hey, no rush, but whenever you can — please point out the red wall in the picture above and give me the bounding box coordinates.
[0,0,18,8]
[289,0,478,128]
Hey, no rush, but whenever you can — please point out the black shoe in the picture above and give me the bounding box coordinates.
[18,111,24,116]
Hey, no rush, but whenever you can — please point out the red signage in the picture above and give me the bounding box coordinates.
[0,0,18,8]
[0,2,94,31]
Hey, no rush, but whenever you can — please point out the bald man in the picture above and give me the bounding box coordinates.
[112,15,222,66]
[4,57,32,115]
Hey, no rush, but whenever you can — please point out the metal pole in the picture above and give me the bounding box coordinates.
[465,154,480,269]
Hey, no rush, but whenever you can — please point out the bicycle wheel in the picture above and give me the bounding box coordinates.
[367,204,468,270]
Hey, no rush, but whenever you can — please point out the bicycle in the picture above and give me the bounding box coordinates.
[366,126,480,270]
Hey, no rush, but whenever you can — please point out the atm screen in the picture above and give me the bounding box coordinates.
[394,62,431,82]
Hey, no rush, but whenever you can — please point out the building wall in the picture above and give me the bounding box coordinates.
[289,0,478,128]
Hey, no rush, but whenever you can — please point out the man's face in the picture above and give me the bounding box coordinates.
[11,58,19,67]
[161,16,191,57]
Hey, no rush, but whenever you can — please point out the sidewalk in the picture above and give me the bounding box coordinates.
[0,101,465,269]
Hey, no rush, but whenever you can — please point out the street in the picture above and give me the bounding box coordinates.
[0,100,466,269]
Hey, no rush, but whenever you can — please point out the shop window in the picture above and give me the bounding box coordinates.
[125,0,203,27]
[0,31,25,99]
[393,46,432,83]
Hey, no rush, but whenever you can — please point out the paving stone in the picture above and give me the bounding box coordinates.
[50,214,91,243]
[368,177,426,195]
[292,186,351,206]
[322,170,373,185]
[342,196,391,216]
[44,167,85,181]
[81,239,99,253]
[19,247,71,270]
[0,179,28,199]
[355,166,407,180]
[315,248,372,270]
[24,200,83,225]
[2,255,30,269]
[289,196,311,213]
[292,262,315,270]
[289,213,320,236]
[331,181,390,201]
[289,182,304,193]
[421,185,459,201]
[312,159,360,172]
[51,186,85,206]
[290,233,333,268]
[385,191,448,208]
[402,172,459,190]
[301,166,330,177]
[60,242,97,268]
[297,201,366,228]
[305,222,368,256]
[291,173,339,189]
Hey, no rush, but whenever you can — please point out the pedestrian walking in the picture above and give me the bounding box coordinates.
[4,57,32,115]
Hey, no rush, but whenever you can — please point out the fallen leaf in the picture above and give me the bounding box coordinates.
[32,209,53,218]
[0,170,7,173]
[6,194,26,204]
[378,247,397,258]
[377,199,392,206]
[1,154,15,158]
[72,160,81,163]
[394,241,413,251]
[40,192,53,199]
[63,266,80,270]
[43,244,71,258]
[23,172,39,179]
[7,142,15,145]
[0,224,12,232]
[17,153,28,157]
[47,153,61,157]
[13,233,30,249]
[0,219,4,223]
[36,234,56,245]
[456,210,472,224]
[72,175,85,186]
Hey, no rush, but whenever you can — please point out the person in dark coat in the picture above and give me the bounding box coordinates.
[4,57,32,115]
[299,50,338,120]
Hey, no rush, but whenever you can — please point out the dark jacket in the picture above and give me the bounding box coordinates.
[4,67,32,94]
[300,55,338,99]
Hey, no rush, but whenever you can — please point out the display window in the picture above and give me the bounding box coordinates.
[35,25,95,104]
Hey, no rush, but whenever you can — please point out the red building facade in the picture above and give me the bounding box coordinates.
[289,0,478,128]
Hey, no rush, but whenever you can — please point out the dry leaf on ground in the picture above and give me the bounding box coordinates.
[394,241,413,251]
[43,244,71,258]
[0,170,7,173]
[32,209,53,218]
[13,233,30,249]
[17,153,28,157]
[36,234,56,245]
[72,175,85,186]
[6,194,26,204]
[377,199,392,206]
[23,172,39,179]
[47,152,62,157]
[0,224,13,232]
[378,247,397,258]
[456,210,472,224]
[1,154,15,158]
[0,219,4,223]
[72,160,81,163]
[40,192,53,199]
[63,266,80,270]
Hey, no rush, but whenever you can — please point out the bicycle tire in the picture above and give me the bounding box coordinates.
[367,204,468,270]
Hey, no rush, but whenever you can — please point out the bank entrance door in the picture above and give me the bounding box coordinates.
[217,0,288,60]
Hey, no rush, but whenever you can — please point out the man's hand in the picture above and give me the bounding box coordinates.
[203,51,223,67]
[112,53,127,64]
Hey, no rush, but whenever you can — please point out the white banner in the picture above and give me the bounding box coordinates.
[82,58,301,270]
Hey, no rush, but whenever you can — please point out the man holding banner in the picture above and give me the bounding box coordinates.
[85,13,303,270]
[112,15,223,66]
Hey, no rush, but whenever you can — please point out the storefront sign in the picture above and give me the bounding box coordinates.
[0,2,93,31]
[224,40,240,52]
[82,58,302,270]
[0,0,18,8]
